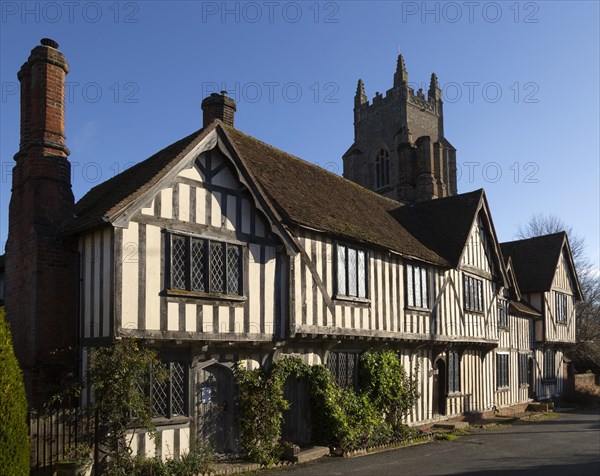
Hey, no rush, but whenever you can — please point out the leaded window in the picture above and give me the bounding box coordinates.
[327,352,360,389]
[543,349,556,381]
[464,275,484,312]
[447,351,461,393]
[518,353,528,386]
[336,244,367,299]
[151,362,188,418]
[496,353,509,389]
[498,299,508,328]
[170,234,242,296]
[406,263,429,309]
[555,293,567,323]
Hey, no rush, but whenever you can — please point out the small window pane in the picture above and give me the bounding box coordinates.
[171,236,187,290]
[171,363,186,416]
[226,245,241,295]
[358,251,366,298]
[348,248,357,297]
[210,241,225,293]
[337,245,346,296]
[407,265,414,307]
[191,239,205,291]
[421,267,428,308]
[414,267,422,308]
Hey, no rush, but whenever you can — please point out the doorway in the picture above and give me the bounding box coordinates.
[432,358,447,416]
[196,364,238,453]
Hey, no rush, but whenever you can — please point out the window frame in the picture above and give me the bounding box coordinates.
[326,351,360,389]
[496,353,509,389]
[447,351,461,394]
[518,353,528,387]
[375,147,390,190]
[335,243,369,300]
[497,298,508,329]
[543,349,556,382]
[555,292,567,324]
[150,361,189,420]
[463,274,484,313]
[168,232,244,297]
[405,262,430,310]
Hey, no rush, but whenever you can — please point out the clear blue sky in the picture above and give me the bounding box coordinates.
[1,1,599,272]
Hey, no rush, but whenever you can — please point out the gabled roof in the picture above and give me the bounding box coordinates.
[219,124,446,265]
[391,189,483,268]
[500,232,583,299]
[68,121,504,269]
[68,126,214,233]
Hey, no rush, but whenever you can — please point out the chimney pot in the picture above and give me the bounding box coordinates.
[201,91,237,128]
[40,38,59,49]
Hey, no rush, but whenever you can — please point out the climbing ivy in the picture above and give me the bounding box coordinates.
[359,349,420,429]
[234,350,420,463]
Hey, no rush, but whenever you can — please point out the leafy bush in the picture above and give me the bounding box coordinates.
[0,307,29,476]
[235,350,421,461]
[359,349,420,429]
[88,338,168,474]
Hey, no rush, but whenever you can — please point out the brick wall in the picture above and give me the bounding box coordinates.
[5,39,78,407]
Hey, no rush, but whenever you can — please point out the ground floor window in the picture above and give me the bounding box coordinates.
[326,351,360,389]
[151,362,188,418]
[447,351,461,393]
[518,353,528,386]
[496,353,509,389]
[543,349,556,381]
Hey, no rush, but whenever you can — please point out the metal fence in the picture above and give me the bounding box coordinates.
[29,406,98,474]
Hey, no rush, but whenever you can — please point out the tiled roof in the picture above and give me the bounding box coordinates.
[500,232,566,293]
[67,127,213,233]
[391,189,484,267]
[69,121,491,268]
[220,124,447,265]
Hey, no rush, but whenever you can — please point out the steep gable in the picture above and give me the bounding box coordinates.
[501,232,583,299]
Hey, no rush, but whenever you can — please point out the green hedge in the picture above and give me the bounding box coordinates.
[0,307,30,475]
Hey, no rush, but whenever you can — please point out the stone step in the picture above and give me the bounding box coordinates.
[432,421,469,431]
[527,402,554,412]
[294,446,330,464]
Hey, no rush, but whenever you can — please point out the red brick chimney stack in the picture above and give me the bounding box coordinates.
[5,38,77,407]
[201,90,237,127]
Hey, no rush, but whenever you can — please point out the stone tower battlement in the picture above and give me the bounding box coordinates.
[343,54,457,204]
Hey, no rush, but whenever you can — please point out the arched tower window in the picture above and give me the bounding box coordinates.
[375,147,390,189]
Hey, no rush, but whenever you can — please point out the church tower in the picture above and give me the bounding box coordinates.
[342,54,457,203]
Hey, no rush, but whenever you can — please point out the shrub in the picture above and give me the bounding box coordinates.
[0,307,29,476]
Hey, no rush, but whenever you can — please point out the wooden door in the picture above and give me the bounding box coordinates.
[196,364,238,453]
[281,375,311,446]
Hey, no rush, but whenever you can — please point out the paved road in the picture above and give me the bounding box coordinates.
[268,409,600,475]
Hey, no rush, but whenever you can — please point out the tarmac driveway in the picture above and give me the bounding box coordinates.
[266,408,600,476]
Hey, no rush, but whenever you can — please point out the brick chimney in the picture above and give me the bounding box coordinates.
[5,38,78,407]
[201,91,236,127]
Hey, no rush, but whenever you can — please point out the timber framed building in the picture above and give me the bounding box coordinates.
[4,39,583,459]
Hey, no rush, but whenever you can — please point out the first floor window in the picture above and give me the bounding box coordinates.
[498,299,508,328]
[543,349,556,381]
[496,353,509,388]
[151,362,188,418]
[327,352,360,389]
[336,244,367,299]
[518,353,528,386]
[406,263,429,309]
[170,233,242,295]
[464,275,484,312]
[447,351,461,393]
[555,293,567,323]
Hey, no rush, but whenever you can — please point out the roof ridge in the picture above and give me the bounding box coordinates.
[500,231,566,246]
[218,123,403,208]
